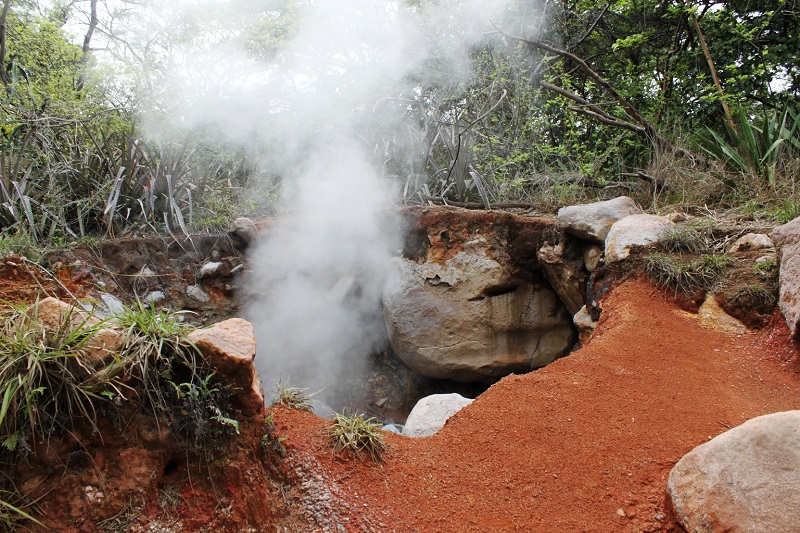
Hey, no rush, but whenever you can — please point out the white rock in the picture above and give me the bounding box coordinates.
[728,233,774,253]
[145,291,166,305]
[199,261,224,279]
[557,196,642,243]
[186,285,210,303]
[668,411,800,533]
[573,305,597,339]
[605,214,675,263]
[403,394,473,438]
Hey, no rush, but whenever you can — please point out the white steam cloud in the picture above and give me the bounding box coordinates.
[122,0,542,408]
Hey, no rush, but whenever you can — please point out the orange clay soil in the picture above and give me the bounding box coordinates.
[271,278,800,533]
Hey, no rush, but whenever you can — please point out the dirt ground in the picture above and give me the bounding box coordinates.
[270,278,800,532]
[1,247,799,531]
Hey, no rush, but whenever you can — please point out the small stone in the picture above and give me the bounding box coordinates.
[617,508,626,517]
[199,261,224,279]
[755,255,774,264]
[231,217,258,247]
[375,397,388,408]
[583,245,603,273]
[186,285,210,303]
[145,291,166,305]
[231,264,245,275]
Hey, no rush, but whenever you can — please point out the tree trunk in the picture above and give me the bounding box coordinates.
[76,0,98,92]
[0,0,12,86]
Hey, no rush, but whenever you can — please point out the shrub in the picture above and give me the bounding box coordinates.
[327,411,386,462]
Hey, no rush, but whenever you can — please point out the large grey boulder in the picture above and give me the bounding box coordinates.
[557,196,641,243]
[667,411,800,533]
[403,393,473,438]
[384,248,575,382]
[772,218,800,339]
[383,207,576,383]
[605,214,675,263]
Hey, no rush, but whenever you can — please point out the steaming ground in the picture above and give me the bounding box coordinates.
[117,0,546,409]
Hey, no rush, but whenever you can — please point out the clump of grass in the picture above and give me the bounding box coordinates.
[659,227,709,254]
[754,257,777,278]
[0,301,116,453]
[272,383,314,412]
[327,411,386,462]
[114,300,238,452]
[645,253,735,293]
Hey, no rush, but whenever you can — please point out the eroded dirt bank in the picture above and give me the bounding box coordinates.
[272,279,800,532]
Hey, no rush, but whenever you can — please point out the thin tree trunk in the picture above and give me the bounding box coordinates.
[0,0,12,86]
[76,0,98,92]
[689,11,737,133]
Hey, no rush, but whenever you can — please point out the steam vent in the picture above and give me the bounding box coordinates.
[383,207,577,382]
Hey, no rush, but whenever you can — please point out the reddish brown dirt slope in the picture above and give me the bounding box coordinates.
[274,279,800,532]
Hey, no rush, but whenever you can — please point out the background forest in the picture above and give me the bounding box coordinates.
[0,0,798,250]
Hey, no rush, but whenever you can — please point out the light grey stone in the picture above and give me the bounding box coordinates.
[381,424,402,434]
[199,261,224,279]
[573,305,597,339]
[145,291,166,304]
[668,411,800,533]
[231,217,258,246]
[186,285,210,303]
[605,214,675,263]
[403,394,473,438]
[557,196,642,243]
[728,233,774,253]
[583,245,603,273]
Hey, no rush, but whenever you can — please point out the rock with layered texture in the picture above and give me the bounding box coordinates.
[605,214,675,263]
[771,218,800,339]
[383,207,576,382]
[557,196,642,243]
[537,237,588,316]
[187,318,265,416]
[403,393,473,438]
[667,411,800,533]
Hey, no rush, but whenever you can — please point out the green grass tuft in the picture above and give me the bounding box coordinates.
[327,411,386,462]
[272,383,314,412]
[645,253,735,293]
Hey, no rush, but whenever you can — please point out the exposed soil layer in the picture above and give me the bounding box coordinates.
[271,278,800,532]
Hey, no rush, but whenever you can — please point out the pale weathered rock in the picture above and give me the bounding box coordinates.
[144,291,166,305]
[776,243,800,339]
[557,196,642,243]
[383,249,576,382]
[772,218,800,339]
[583,245,603,273]
[573,305,597,342]
[537,241,587,315]
[231,217,258,247]
[199,261,224,279]
[187,318,265,416]
[728,233,774,253]
[605,214,676,263]
[696,295,748,335]
[403,393,473,438]
[186,284,210,303]
[667,410,800,533]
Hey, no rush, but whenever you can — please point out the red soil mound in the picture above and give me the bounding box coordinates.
[273,278,800,532]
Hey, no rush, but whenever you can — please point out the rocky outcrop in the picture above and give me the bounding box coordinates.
[383,207,576,382]
[605,214,675,263]
[667,411,800,533]
[537,237,588,316]
[187,318,265,416]
[403,393,473,437]
[771,218,800,339]
[557,196,641,243]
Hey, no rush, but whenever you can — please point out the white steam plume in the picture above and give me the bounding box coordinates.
[119,0,543,408]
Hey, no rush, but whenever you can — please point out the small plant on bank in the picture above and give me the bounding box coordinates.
[327,411,386,462]
[645,253,735,293]
[261,413,286,459]
[114,300,239,452]
[272,383,314,412]
[754,257,777,278]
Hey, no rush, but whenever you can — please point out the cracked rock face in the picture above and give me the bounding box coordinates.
[382,208,576,382]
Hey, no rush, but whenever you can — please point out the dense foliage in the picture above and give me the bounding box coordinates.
[0,0,798,249]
